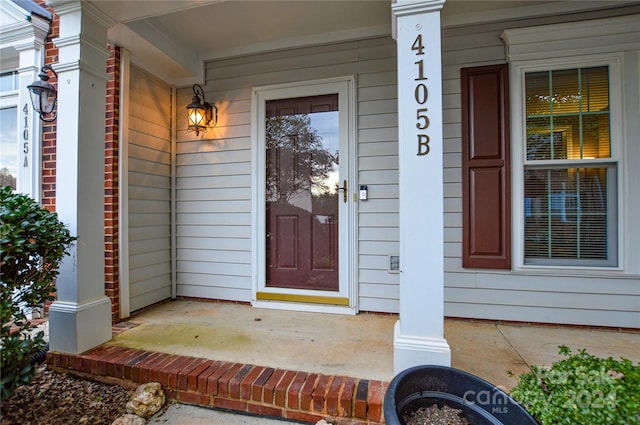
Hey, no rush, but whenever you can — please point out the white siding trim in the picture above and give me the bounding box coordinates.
[501,14,640,62]
[170,86,177,299]
[118,49,131,318]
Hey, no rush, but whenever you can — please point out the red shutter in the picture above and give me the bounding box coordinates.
[461,64,511,269]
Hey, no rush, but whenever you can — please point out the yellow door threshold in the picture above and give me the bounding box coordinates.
[256,292,349,306]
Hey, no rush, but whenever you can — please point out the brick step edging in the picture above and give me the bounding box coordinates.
[46,346,387,425]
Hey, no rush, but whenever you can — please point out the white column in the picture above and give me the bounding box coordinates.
[46,0,113,354]
[392,0,451,374]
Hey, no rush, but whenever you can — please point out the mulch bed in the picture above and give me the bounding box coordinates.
[1,365,132,425]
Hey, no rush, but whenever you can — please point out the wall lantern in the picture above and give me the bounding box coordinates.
[186,84,217,136]
[27,65,58,122]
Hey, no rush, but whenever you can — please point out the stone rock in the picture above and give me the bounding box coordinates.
[111,413,147,425]
[126,382,165,418]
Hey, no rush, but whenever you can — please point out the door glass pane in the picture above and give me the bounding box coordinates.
[0,107,18,190]
[265,95,340,291]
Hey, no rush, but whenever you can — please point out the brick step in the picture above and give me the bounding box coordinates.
[47,346,387,424]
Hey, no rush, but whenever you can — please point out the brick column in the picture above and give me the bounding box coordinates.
[105,45,121,322]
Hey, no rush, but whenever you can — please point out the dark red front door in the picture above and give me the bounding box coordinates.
[265,94,339,291]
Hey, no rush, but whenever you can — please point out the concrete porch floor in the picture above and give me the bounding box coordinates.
[107,300,640,390]
[47,299,640,424]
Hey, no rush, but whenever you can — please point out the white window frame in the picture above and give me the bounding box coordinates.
[520,62,620,268]
[503,17,631,272]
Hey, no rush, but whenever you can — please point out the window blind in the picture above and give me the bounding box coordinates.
[524,167,610,261]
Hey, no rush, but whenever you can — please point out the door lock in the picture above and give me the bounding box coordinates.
[337,180,347,203]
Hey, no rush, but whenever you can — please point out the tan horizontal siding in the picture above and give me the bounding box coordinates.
[177,36,401,312]
[441,11,640,328]
[127,66,173,312]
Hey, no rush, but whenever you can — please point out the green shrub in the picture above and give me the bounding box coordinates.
[510,345,640,425]
[0,186,76,400]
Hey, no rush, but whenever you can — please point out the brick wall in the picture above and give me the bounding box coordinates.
[105,45,121,322]
[38,0,58,212]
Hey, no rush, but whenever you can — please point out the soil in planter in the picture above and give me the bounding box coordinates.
[403,404,471,425]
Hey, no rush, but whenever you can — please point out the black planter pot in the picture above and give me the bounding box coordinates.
[384,365,539,425]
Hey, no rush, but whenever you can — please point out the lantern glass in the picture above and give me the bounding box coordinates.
[188,105,206,129]
[30,86,56,114]
[27,66,58,122]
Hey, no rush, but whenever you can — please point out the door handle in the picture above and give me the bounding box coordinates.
[337,180,347,203]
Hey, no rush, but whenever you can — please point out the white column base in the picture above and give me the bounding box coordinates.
[48,296,112,354]
[394,320,451,375]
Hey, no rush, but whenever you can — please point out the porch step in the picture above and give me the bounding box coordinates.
[46,346,387,425]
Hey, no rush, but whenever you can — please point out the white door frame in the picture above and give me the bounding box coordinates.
[251,76,357,314]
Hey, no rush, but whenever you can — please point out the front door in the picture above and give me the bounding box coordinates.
[266,94,340,292]
[255,79,353,309]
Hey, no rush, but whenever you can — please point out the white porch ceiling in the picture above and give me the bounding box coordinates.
[86,0,636,86]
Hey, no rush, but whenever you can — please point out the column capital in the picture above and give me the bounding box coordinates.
[392,0,446,40]
[392,0,446,17]
[49,0,112,81]
[46,0,116,28]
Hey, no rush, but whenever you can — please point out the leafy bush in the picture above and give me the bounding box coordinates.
[0,186,76,400]
[510,345,640,425]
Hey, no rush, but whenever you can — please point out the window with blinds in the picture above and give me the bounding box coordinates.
[523,66,617,266]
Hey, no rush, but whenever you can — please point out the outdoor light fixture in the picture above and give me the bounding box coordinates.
[27,64,58,122]
[186,83,217,136]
